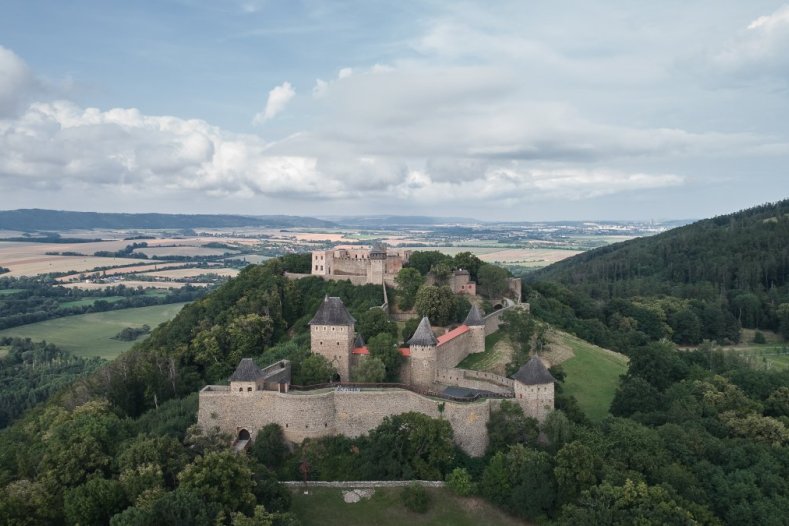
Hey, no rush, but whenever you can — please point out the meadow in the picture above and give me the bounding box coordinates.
[0,303,187,359]
[290,487,528,526]
[553,331,629,422]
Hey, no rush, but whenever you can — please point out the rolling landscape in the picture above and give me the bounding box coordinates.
[2,2,788,525]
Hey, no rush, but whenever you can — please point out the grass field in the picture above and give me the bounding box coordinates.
[0,346,8,358]
[0,303,187,359]
[457,332,506,371]
[555,331,629,422]
[290,487,528,526]
[57,296,125,310]
[0,289,23,295]
[138,267,239,279]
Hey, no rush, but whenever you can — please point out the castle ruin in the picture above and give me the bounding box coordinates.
[198,297,554,456]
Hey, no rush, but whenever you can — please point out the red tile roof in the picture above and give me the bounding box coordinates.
[353,346,411,357]
[399,347,411,357]
[352,346,369,355]
[437,324,469,346]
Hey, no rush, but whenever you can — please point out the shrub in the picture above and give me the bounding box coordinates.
[446,467,474,496]
[753,331,767,344]
[401,482,431,513]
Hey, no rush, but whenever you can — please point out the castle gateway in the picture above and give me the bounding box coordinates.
[198,297,554,456]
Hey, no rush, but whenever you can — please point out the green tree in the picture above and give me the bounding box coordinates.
[554,441,600,505]
[778,303,789,340]
[401,317,421,342]
[446,467,475,496]
[414,285,455,326]
[227,314,275,357]
[477,263,509,298]
[367,333,403,381]
[395,268,424,310]
[430,262,452,286]
[481,445,556,520]
[353,356,386,383]
[357,309,397,341]
[178,451,256,517]
[542,410,572,452]
[557,480,701,525]
[407,251,452,276]
[453,252,483,281]
[401,483,431,513]
[250,424,289,471]
[64,477,128,526]
[295,354,336,385]
[486,400,539,454]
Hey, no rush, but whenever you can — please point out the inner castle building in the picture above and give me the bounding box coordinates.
[197,297,554,456]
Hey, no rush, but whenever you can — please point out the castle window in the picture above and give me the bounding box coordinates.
[285,424,288,428]
[239,388,243,392]
[324,423,328,427]
[247,387,252,392]
[306,424,309,428]
[320,265,324,271]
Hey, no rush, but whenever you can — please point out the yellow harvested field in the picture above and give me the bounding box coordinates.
[0,254,158,278]
[134,246,236,257]
[138,267,239,279]
[477,248,582,265]
[63,280,208,290]
[56,262,189,282]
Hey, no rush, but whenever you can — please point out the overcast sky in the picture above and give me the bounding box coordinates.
[1,1,788,221]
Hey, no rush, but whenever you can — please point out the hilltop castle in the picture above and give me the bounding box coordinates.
[198,297,554,456]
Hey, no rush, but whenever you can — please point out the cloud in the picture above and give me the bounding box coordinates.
[0,46,40,118]
[253,81,295,124]
[338,67,353,79]
[708,5,789,83]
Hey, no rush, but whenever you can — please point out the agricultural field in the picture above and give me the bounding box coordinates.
[57,262,189,282]
[137,267,239,279]
[0,303,187,359]
[0,252,156,278]
[63,280,208,291]
[57,296,125,310]
[548,330,629,422]
[133,246,238,257]
[290,487,528,526]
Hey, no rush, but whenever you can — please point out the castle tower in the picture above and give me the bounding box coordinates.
[407,316,438,388]
[308,296,356,381]
[511,356,555,422]
[230,358,263,396]
[367,243,387,285]
[311,250,332,276]
[464,305,486,354]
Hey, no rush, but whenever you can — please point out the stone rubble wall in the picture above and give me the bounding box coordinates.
[435,368,514,394]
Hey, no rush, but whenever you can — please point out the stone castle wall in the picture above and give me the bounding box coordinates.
[435,368,513,394]
[514,381,554,422]
[198,386,491,456]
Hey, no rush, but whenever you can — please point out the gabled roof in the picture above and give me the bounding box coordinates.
[437,324,469,346]
[229,358,262,382]
[407,317,438,346]
[308,296,356,326]
[464,304,484,326]
[511,355,556,386]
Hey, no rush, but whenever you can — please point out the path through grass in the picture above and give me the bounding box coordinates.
[0,303,187,360]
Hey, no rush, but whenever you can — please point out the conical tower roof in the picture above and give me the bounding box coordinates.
[511,355,556,386]
[464,304,484,326]
[308,296,356,326]
[407,316,438,346]
[229,358,262,382]
[354,334,365,348]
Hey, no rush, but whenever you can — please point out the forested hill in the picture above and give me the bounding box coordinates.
[0,209,334,231]
[526,199,789,347]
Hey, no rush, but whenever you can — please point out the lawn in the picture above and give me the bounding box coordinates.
[555,331,629,422]
[0,289,23,296]
[290,487,528,526]
[0,303,187,360]
[57,296,125,310]
[457,331,506,371]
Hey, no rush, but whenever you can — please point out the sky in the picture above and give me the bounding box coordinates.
[0,0,788,221]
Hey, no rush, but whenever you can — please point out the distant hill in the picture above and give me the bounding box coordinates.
[0,209,335,231]
[528,199,789,346]
[324,215,480,227]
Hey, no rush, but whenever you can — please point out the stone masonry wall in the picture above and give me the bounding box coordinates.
[435,331,472,370]
[435,368,513,394]
[198,387,491,456]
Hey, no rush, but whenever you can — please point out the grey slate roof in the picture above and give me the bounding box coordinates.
[308,296,356,326]
[354,334,365,348]
[407,316,438,346]
[511,355,556,385]
[464,305,484,326]
[229,358,262,382]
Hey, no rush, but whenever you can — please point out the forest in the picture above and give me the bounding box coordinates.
[0,200,786,524]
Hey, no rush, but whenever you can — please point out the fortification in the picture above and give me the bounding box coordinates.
[310,243,411,285]
[197,296,553,456]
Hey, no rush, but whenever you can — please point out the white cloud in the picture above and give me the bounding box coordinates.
[709,5,789,82]
[253,81,295,124]
[338,67,353,79]
[0,46,40,118]
[312,78,328,98]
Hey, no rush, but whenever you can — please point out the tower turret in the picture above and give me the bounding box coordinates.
[511,355,555,422]
[230,358,263,395]
[407,316,438,388]
[367,243,387,284]
[309,296,356,381]
[464,304,486,354]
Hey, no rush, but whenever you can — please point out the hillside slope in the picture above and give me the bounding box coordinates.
[528,199,789,344]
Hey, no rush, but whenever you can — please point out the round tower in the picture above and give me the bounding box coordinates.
[511,355,556,422]
[407,316,438,388]
[464,304,486,354]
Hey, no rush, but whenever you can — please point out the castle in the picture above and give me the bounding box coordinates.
[197,298,554,456]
